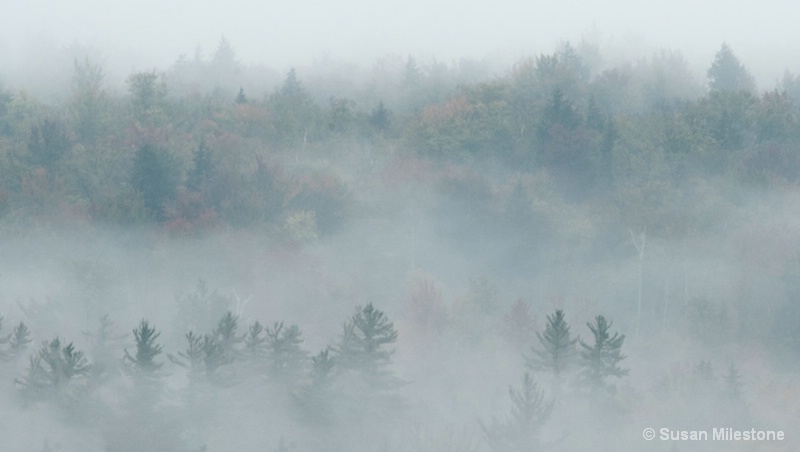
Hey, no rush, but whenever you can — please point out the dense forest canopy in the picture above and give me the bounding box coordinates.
[1,39,800,450]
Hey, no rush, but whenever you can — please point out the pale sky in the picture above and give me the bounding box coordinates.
[3,0,800,88]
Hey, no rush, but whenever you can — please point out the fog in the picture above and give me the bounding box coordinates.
[4,0,800,91]
[1,2,800,451]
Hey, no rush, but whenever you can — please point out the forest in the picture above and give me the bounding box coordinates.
[0,38,799,450]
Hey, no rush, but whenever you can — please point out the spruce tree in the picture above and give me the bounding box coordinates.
[266,321,307,382]
[337,303,398,379]
[480,372,554,452]
[293,347,336,425]
[526,309,577,386]
[168,331,205,375]
[243,321,268,360]
[578,316,628,393]
[15,338,90,402]
[9,321,33,355]
[212,311,242,361]
[124,320,164,375]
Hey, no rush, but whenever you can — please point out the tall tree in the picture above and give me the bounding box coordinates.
[15,338,90,403]
[337,303,398,380]
[480,372,554,452]
[268,69,317,147]
[70,57,107,141]
[707,43,756,94]
[124,320,164,375]
[578,316,628,394]
[131,143,179,220]
[265,321,307,383]
[526,309,577,391]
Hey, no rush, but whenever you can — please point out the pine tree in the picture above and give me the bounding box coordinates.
[578,316,628,393]
[527,309,577,378]
[480,372,554,452]
[168,331,205,375]
[293,347,336,425]
[707,43,756,94]
[9,321,33,355]
[15,338,90,402]
[186,142,215,193]
[266,321,307,382]
[82,315,128,379]
[337,303,398,379]
[243,321,268,360]
[124,320,164,375]
[131,143,179,221]
[212,311,243,361]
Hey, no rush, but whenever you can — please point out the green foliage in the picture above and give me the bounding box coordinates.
[175,280,232,337]
[131,143,180,220]
[293,348,336,424]
[27,117,71,177]
[9,321,33,355]
[15,337,90,402]
[127,71,168,124]
[267,68,319,147]
[265,321,307,382]
[185,141,215,193]
[369,101,392,132]
[578,316,628,393]
[212,310,243,358]
[527,309,577,383]
[480,372,554,452]
[124,320,164,375]
[337,303,398,379]
[243,320,268,360]
[707,43,756,94]
[70,57,108,142]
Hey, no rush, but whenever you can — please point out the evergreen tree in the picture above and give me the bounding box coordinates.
[268,68,318,147]
[28,117,71,177]
[127,71,168,123]
[337,303,398,379]
[578,316,628,393]
[243,320,268,360]
[15,338,90,402]
[168,331,205,375]
[526,309,577,389]
[82,315,128,380]
[369,101,392,132]
[480,372,554,452]
[293,347,336,425]
[235,87,248,104]
[8,321,33,356]
[186,142,215,193]
[131,143,180,220]
[124,320,164,375]
[707,43,756,94]
[266,321,307,382]
[212,311,243,360]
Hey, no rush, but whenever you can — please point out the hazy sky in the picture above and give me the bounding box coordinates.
[3,0,800,86]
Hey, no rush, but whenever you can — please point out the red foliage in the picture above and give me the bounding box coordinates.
[421,95,473,124]
[163,190,219,235]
